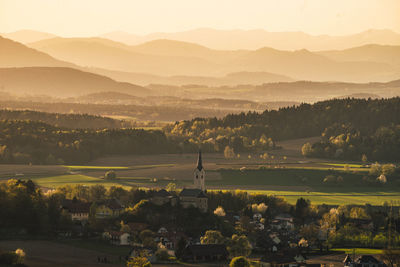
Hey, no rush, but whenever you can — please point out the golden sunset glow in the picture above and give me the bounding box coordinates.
[1,0,399,36]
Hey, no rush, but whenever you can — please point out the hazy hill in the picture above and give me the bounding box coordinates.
[2,30,57,43]
[129,39,246,63]
[146,79,400,103]
[0,36,72,68]
[317,44,400,67]
[100,28,400,50]
[0,67,151,97]
[89,68,294,86]
[229,47,397,82]
[29,37,220,76]
[29,37,399,82]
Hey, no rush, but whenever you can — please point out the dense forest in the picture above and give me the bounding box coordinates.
[303,123,400,161]
[0,109,126,129]
[0,120,182,164]
[0,100,236,122]
[1,98,400,164]
[165,98,400,161]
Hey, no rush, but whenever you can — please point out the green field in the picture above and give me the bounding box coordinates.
[29,174,160,189]
[243,190,400,205]
[213,168,373,191]
[29,166,400,205]
[331,248,384,255]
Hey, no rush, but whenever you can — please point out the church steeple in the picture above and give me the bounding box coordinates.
[194,150,205,191]
[196,150,203,171]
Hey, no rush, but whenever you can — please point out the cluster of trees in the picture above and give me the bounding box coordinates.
[322,204,400,248]
[0,248,26,266]
[0,179,71,235]
[0,120,180,164]
[165,98,400,158]
[302,123,400,161]
[166,120,275,153]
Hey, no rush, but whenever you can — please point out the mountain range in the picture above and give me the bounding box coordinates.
[27,37,400,82]
[100,28,400,50]
[0,67,150,97]
[1,32,400,100]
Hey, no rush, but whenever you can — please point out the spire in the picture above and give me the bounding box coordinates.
[196,150,203,171]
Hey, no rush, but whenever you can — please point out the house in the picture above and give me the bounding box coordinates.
[103,231,131,246]
[95,199,124,218]
[344,255,386,267]
[271,214,295,231]
[157,227,168,235]
[151,189,177,206]
[254,213,263,221]
[348,218,374,231]
[61,198,91,222]
[179,189,208,212]
[182,244,228,262]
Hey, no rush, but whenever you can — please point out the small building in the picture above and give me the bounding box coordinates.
[271,213,295,231]
[182,244,228,262]
[348,218,374,231]
[179,189,208,212]
[103,231,131,246]
[151,189,177,206]
[253,213,263,221]
[95,199,124,218]
[61,198,91,222]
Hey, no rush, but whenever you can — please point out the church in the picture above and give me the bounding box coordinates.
[178,151,208,212]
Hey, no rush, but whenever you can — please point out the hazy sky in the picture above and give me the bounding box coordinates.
[1,0,399,36]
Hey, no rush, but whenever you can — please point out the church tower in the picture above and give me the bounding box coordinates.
[194,150,205,191]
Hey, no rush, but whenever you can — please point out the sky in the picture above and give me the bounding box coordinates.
[1,0,399,36]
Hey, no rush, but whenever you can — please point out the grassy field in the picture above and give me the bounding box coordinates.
[29,174,160,189]
[331,248,384,255]
[244,190,400,205]
[214,168,375,191]
[2,139,399,206]
[28,167,400,205]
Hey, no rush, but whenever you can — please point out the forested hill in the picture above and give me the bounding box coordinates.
[0,109,125,129]
[0,120,179,164]
[165,98,400,160]
[171,98,400,140]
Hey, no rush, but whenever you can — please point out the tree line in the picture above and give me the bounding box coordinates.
[0,109,126,129]
[165,98,400,160]
[0,120,180,164]
[302,123,400,161]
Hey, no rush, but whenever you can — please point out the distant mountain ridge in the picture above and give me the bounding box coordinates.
[100,28,400,50]
[2,30,57,43]
[28,37,400,82]
[0,67,151,97]
[89,69,294,86]
[0,36,73,68]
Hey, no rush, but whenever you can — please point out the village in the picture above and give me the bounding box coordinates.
[55,152,394,266]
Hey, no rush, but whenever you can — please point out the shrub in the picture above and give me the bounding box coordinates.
[104,170,116,180]
[155,248,170,261]
[230,256,250,267]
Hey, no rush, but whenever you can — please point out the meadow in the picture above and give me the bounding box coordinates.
[21,161,400,206]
